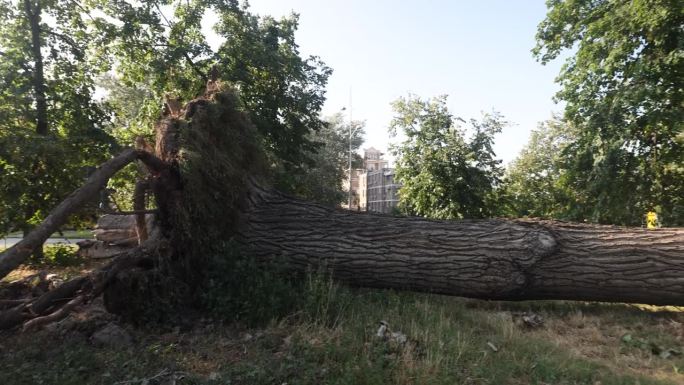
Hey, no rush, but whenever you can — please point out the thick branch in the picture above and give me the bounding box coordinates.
[136,150,167,173]
[133,179,150,244]
[0,149,165,280]
[46,30,85,59]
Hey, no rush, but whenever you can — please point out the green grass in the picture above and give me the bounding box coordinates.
[1,281,682,385]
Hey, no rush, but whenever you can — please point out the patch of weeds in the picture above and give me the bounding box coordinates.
[202,241,354,328]
[621,333,683,359]
[202,241,303,326]
[299,267,353,327]
[28,244,85,267]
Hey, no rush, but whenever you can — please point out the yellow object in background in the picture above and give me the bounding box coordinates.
[646,212,659,229]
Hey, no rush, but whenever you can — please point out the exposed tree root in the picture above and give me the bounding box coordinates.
[0,246,155,331]
[0,299,30,310]
[30,276,87,315]
[22,295,85,332]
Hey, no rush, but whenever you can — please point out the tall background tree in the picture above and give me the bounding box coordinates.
[533,0,683,226]
[0,0,116,249]
[505,117,580,219]
[291,113,365,206]
[389,95,506,219]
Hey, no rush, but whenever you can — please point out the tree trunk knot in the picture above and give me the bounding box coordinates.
[525,229,558,263]
[508,228,558,292]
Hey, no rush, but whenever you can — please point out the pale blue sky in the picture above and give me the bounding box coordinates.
[223,0,567,164]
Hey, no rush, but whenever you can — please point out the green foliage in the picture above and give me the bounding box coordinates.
[28,244,85,267]
[290,113,365,206]
[505,117,580,219]
[97,73,156,144]
[0,0,116,236]
[389,95,507,219]
[214,6,332,185]
[534,0,683,226]
[202,241,302,326]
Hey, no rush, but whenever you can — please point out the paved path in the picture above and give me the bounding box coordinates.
[1,238,89,248]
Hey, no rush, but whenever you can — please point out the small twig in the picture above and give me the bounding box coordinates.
[114,368,171,385]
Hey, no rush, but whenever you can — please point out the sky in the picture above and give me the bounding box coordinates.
[212,0,568,165]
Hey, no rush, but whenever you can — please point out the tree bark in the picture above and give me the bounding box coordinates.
[22,0,48,260]
[24,0,47,135]
[133,179,150,244]
[239,186,684,306]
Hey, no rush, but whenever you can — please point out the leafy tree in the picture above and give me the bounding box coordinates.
[290,113,364,206]
[389,95,506,219]
[96,1,331,192]
[214,6,332,184]
[534,0,683,226]
[97,73,155,143]
[0,0,116,242]
[505,117,579,219]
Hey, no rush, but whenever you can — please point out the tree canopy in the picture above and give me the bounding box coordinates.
[533,0,683,226]
[389,95,506,220]
[0,0,335,239]
[290,113,365,207]
[505,117,580,219]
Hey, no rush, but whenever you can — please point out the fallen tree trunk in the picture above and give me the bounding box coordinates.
[240,186,684,306]
[1,85,683,333]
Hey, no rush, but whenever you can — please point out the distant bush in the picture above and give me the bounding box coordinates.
[29,244,86,267]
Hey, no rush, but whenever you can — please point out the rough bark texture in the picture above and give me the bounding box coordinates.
[24,0,47,136]
[239,187,684,306]
[133,179,150,244]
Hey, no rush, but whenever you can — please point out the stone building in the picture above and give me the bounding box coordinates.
[344,168,365,210]
[361,167,400,213]
[354,148,401,214]
[363,147,388,171]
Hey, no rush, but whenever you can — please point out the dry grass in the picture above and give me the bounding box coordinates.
[529,307,684,383]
